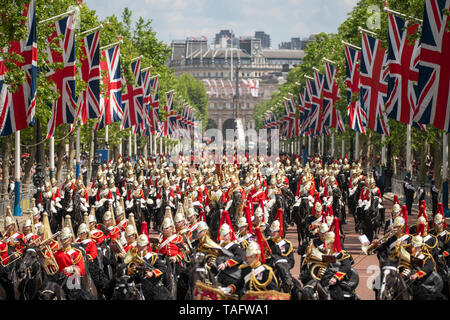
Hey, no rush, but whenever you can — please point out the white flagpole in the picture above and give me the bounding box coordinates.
[128,131,132,161]
[76,127,81,179]
[443,133,448,181]
[355,132,359,161]
[341,137,345,159]
[149,134,152,156]
[50,136,55,178]
[105,125,109,147]
[119,138,122,156]
[308,136,311,157]
[159,136,162,155]
[13,131,22,216]
[381,134,386,166]
[134,132,137,161]
[406,124,411,174]
[331,133,335,158]
[321,135,324,156]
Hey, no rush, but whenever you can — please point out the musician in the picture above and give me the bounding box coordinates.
[88,214,106,246]
[375,214,412,262]
[409,207,438,260]
[216,223,244,288]
[3,216,26,255]
[115,205,128,234]
[126,234,170,300]
[267,220,295,270]
[0,238,9,266]
[174,207,192,243]
[32,207,42,232]
[305,195,323,240]
[384,195,402,233]
[236,217,255,250]
[231,241,279,296]
[252,207,268,237]
[76,223,98,262]
[319,231,356,300]
[186,207,200,239]
[430,207,449,270]
[123,225,138,253]
[54,227,86,277]
[22,219,39,245]
[157,217,185,266]
[407,235,442,300]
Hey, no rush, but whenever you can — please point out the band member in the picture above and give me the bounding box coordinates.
[430,204,449,270]
[123,225,138,253]
[54,227,86,277]
[267,219,295,270]
[3,216,26,255]
[216,223,244,288]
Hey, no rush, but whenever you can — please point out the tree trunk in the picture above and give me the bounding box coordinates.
[55,127,67,183]
[1,135,11,197]
[418,141,427,185]
[22,125,37,186]
[433,131,443,189]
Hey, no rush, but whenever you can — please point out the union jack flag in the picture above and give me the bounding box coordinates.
[95,44,122,131]
[139,68,152,136]
[360,32,390,136]
[74,30,101,127]
[131,58,142,86]
[0,0,36,136]
[415,0,450,132]
[344,44,367,134]
[120,57,144,130]
[164,91,177,137]
[385,13,424,129]
[46,14,77,139]
[322,61,345,133]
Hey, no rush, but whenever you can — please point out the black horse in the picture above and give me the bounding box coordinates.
[360,195,383,243]
[292,196,310,253]
[228,190,243,228]
[206,202,222,242]
[273,261,303,300]
[375,265,412,300]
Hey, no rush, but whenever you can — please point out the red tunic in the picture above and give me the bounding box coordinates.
[54,247,86,276]
[157,234,185,263]
[77,238,98,261]
[0,241,9,266]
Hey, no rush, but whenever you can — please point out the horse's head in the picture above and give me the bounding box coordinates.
[16,248,41,281]
[379,266,400,300]
[113,275,141,300]
[274,261,294,293]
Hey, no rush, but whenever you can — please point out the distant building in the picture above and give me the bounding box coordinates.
[254,31,271,48]
[278,35,317,50]
[168,37,305,133]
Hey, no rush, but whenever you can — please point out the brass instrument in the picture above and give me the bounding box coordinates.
[361,229,396,255]
[303,241,336,281]
[197,234,223,267]
[395,243,413,278]
[41,243,60,276]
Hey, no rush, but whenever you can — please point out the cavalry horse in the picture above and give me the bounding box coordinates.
[359,194,383,243]
[292,196,311,252]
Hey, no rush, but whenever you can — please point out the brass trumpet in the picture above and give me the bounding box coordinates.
[361,229,396,255]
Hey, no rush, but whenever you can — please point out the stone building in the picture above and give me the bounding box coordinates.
[168,38,305,134]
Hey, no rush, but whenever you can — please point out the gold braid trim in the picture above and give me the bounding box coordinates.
[249,265,278,291]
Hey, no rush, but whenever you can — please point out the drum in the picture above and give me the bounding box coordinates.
[241,290,291,300]
[193,281,238,300]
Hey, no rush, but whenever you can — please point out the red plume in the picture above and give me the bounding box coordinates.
[418,205,430,231]
[314,192,322,205]
[244,205,253,234]
[436,203,448,229]
[420,200,426,210]
[330,217,341,252]
[218,210,236,241]
[275,208,284,237]
[393,194,399,205]
[140,221,151,252]
[327,205,334,217]
[254,227,271,263]
[401,205,409,234]
[199,210,206,223]
[417,222,425,238]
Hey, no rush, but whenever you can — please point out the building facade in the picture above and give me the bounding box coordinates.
[168,38,305,134]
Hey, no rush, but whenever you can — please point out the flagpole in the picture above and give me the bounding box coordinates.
[149,134,152,157]
[134,132,137,161]
[49,136,55,179]
[128,131,132,161]
[78,24,103,37]
[119,138,122,156]
[321,135,324,156]
[355,132,359,162]
[308,136,311,158]
[39,10,76,24]
[13,131,22,217]
[406,124,411,175]
[105,125,109,148]
[443,132,449,216]
[331,133,335,158]
[381,134,386,166]
[341,136,345,159]
[76,127,81,179]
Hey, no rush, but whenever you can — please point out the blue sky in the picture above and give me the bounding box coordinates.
[85,0,359,47]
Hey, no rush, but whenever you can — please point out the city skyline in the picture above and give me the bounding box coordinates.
[85,0,358,48]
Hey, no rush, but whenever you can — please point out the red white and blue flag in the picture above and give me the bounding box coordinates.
[164,91,177,137]
[95,44,123,131]
[414,0,450,132]
[344,44,367,134]
[120,57,144,130]
[46,14,77,139]
[360,32,390,136]
[0,0,36,136]
[74,30,101,128]
[385,13,425,130]
[322,61,345,133]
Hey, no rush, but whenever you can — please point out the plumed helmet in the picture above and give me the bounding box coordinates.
[237,217,248,228]
[393,216,405,228]
[88,214,96,224]
[125,225,137,237]
[246,240,261,257]
[315,202,323,213]
[324,231,335,244]
[174,207,186,223]
[103,211,112,222]
[137,234,149,247]
[162,217,174,229]
[254,206,264,217]
[434,213,445,225]
[186,207,198,219]
[411,235,423,247]
[392,203,401,214]
[219,223,232,237]
[4,216,14,228]
[77,223,89,235]
[319,222,329,234]
[417,216,427,226]
[60,227,73,240]
[196,221,209,234]
[23,219,32,229]
[269,220,280,233]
